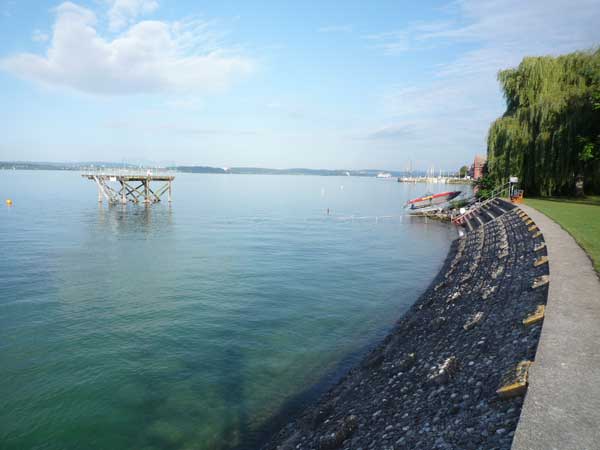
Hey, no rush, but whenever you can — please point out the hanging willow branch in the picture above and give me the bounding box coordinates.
[487,49,600,196]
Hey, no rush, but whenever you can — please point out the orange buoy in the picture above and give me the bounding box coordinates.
[5,199,13,206]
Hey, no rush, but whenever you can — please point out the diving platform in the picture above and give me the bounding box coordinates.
[82,169,174,204]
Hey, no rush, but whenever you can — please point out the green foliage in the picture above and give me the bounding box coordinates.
[487,49,600,196]
[474,175,495,199]
[578,137,596,162]
[449,199,469,209]
[593,93,600,110]
[458,165,469,177]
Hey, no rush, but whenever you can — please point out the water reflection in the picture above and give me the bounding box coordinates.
[95,203,173,235]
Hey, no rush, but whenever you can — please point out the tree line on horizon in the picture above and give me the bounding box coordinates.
[486,49,600,196]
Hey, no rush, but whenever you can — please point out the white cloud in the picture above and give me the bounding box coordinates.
[107,0,158,32]
[366,0,600,167]
[379,0,600,69]
[365,122,418,140]
[364,21,452,55]
[0,2,254,95]
[32,29,49,42]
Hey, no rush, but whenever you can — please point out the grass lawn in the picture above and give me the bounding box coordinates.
[525,196,600,273]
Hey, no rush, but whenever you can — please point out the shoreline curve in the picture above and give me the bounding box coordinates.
[512,205,600,450]
[261,201,549,450]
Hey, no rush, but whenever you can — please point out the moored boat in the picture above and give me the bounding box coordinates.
[405,191,461,210]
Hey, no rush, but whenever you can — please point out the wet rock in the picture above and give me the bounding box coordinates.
[363,353,384,369]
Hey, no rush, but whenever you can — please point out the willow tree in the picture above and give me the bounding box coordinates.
[487,50,600,196]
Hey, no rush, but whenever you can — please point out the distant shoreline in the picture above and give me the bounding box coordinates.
[0,162,446,178]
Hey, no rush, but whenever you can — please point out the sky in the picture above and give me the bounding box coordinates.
[0,0,599,171]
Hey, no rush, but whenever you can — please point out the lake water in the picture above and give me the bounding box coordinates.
[0,171,460,450]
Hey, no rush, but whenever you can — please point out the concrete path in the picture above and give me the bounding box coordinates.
[512,205,600,450]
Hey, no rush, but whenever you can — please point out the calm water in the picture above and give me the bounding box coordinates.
[0,172,460,450]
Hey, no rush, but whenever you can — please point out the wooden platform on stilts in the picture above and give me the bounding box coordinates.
[82,170,175,204]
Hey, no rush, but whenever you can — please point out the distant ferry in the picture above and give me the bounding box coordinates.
[405,191,462,210]
[376,172,392,178]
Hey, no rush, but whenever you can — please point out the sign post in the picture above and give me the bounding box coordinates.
[508,176,523,203]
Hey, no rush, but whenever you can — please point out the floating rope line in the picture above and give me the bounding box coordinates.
[330,215,404,222]
[200,213,438,225]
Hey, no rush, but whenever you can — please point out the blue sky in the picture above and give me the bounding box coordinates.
[0,0,599,170]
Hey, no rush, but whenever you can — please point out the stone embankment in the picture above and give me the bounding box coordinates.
[262,200,549,450]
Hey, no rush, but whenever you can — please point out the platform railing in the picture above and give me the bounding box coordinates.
[81,167,176,177]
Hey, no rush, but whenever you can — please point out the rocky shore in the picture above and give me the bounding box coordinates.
[262,203,549,450]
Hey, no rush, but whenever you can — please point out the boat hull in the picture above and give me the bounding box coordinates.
[406,191,461,210]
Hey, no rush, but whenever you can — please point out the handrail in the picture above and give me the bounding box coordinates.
[81,168,176,177]
[451,181,511,225]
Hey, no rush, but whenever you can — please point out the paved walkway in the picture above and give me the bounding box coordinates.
[512,205,600,450]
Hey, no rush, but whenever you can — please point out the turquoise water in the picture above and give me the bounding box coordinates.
[0,172,457,450]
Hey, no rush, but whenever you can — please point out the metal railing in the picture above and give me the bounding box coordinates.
[81,167,176,177]
[451,181,511,225]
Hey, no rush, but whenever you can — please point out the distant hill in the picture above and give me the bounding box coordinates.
[175,166,228,174]
[0,161,138,171]
[1,161,425,177]
[174,166,413,177]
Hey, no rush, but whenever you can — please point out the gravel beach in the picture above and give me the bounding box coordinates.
[262,204,549,450]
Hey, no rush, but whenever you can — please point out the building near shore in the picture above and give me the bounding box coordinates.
[469,154,487,180]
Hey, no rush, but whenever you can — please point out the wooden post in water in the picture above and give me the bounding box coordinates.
[120,181,126,204]
[168,180,172,203]
[144,179,150,204]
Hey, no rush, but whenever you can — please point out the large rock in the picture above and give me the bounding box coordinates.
[428,357,459,385]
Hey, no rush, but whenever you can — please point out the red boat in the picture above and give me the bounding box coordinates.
[405,191,462,210]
